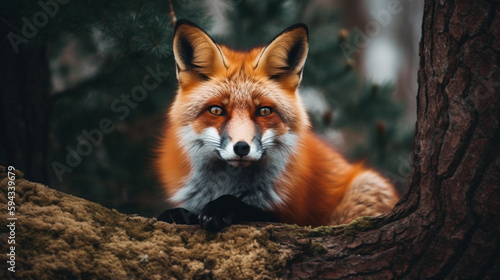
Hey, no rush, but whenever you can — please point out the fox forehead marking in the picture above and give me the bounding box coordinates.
[226,109,256,143]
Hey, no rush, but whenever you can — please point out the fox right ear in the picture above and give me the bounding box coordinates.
[173,20,227,84]
[254,23,308,88]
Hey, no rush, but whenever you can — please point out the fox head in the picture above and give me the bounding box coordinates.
[169,20,310,169]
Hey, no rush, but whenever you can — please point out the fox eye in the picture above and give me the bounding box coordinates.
[258,107,273,116]
[209,106,224,116]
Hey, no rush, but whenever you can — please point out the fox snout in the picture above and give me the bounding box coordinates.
[233,141,250,156]
[218,131,263,168]
[212,113,261,167]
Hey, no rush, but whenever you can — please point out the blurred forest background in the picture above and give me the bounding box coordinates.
[0,0,422,217]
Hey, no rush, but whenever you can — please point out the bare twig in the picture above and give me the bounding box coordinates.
[168,0,177,26]
[0,16,21,32]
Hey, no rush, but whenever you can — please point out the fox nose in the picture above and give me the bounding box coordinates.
[233,141,250,156]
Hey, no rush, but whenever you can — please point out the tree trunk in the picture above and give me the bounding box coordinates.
[0,9,51,184]
[276,0,500,278]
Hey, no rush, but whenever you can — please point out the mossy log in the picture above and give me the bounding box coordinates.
[1,167,379,279]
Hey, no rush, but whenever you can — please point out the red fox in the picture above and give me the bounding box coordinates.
[155,20,399,232]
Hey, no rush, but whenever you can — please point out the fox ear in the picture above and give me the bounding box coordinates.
[173,20,227,83]
[255,24,308,86]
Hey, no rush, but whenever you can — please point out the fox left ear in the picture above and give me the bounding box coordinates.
[173,20,227,84]
[255,23,309,87]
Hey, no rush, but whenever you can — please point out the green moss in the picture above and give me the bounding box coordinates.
[177,231,188,246]
[0,171,291,279]
[303,217,375,237]
[342,216,375,236]
[303,225,340,237]
[84,203,121,225]
[284,224,304,229]
[299,239,328,255]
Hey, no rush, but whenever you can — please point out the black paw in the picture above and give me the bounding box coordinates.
[157,208,199,225]
[199,195,242,232]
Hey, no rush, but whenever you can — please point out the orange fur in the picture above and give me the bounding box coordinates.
[155,123,191,201]
[155,20,399,226]
[272,132,366,226]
